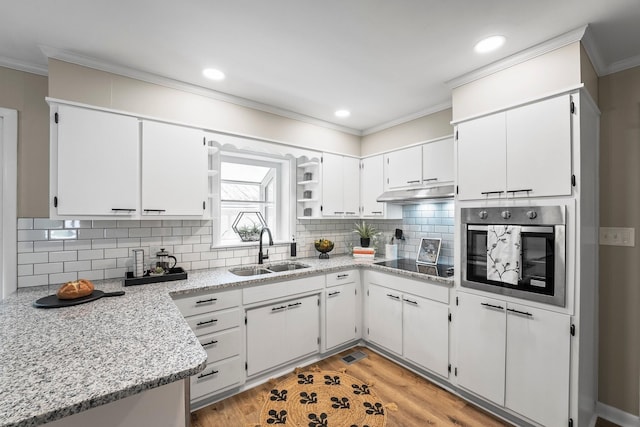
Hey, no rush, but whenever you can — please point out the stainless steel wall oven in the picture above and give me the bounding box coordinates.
[461,205,566,307]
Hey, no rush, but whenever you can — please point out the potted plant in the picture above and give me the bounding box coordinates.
[353,221,379,248]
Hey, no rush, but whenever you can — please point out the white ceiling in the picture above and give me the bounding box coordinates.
[1,0,640,134]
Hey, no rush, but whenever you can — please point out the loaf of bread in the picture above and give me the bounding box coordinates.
[56,279,95,300]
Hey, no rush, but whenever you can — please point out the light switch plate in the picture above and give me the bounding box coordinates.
[599,227,635,247]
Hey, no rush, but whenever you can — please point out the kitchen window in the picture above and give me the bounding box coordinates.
[213,151,292,246]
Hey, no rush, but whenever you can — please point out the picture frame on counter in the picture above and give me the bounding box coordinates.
[416,237,441,265]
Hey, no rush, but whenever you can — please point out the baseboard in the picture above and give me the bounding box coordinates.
[597,401,640,426]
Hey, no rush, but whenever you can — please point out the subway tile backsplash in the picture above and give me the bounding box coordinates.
[16,200,454,288]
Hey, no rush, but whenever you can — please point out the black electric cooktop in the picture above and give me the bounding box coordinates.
[374,258,454,278]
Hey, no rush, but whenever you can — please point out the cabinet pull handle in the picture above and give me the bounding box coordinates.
[406,180,420,184]
[196,319,217,326]
[196,298,217,304]
[423,178,438,182]
[480,191,504,195]
[143,209,166,213]
[197,370,219,379]
[371,211,383,214]
[337,274,349,279]
[345,212,356,215]
[271,305,287,311]
[386,293,400,300]
[328,291,341,296]
[403,298,418,305]
[111,208,136,212]
[288,302,302,308]
[506,189,533,194]
[481,302,504,310]
[334,211,344,214]
[507,308,533,317]
[201,340,219,347]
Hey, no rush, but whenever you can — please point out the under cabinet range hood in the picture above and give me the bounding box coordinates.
[376,185,455,204]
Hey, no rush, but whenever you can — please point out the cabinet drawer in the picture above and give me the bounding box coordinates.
[191,356,243,400]
[187,307,241,336]
[243,275,324,305]
[173,289,241,318]
[326,270,359,287]
[198,328,241,363]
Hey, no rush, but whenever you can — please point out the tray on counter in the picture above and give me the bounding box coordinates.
[124,267,188,286]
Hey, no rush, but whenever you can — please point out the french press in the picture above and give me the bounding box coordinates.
[156,248,177,272]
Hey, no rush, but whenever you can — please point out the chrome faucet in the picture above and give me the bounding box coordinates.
[258,227,274,264]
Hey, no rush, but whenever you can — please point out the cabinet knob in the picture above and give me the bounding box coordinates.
[501,210,511,219]
[478,210,488,220]
[526,210,538,220]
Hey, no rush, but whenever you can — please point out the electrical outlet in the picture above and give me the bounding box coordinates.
[599,227,635,247]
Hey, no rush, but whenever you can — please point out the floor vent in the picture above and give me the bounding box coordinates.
[341,350,367,365]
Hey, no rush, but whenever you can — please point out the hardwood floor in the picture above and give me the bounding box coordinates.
[191,346,509,427]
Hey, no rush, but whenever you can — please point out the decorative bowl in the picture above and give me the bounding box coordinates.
[314,239,335,259]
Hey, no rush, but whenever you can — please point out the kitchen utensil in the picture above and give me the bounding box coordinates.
[33,290,125,308]
[156,248,177,271]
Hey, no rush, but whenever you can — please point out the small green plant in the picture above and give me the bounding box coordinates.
[353,221,379,238]
[237,223,262,241]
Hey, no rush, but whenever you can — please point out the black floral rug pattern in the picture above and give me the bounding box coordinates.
[259,370,390,427]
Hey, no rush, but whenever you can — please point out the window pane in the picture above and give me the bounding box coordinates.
[221,182,261,201]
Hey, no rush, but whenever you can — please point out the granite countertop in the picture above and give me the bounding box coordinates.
[0,255,453,427]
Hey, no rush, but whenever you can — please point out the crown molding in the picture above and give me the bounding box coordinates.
[579,25,606,76]
[39,45,363,137]
[446,26,588,89]
[0,56,48,76]
[602,52,640,76]
[361,101,452,136]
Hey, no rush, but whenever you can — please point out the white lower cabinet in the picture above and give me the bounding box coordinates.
[325,282,358,350]
[367,284,403,355]
[365,272,450,378]
[455,291,571,427]
[402,293,449,378]
[173,289,243,402]
[246,294,320,377]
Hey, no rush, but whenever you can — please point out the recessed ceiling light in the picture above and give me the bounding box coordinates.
[474,35,506,53]
[335,109,351,118]
[203,68,225,81]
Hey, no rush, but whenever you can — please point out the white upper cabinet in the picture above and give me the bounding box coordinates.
[422,137,454,185]
[53,104,139,217]
[141,121,208,217]
[456,112,507,200]
[321,153,359,217]
[361,155,384,217]
[457,94,572,200]
[505,94,572,197]
[384,145,422,189]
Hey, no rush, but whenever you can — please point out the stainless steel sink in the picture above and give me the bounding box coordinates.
[266,262,310,272]
[228,267,272,276]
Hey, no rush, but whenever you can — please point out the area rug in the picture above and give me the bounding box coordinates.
[259,368,394,426]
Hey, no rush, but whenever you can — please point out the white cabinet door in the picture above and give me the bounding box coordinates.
[505,303,570,427]
[422,138,454,185]
[385,146,422,189]
[456,112,506,200]
[367,284,402,355]
[55,105,139,216]
[246,294,319,377]
[321,152,344,216]
[361,155,384,217]
[506,94,572,197]
[246,302,286,376]
[403,294,449,378]
[455,292,506,406]
[285,294,320,363]
[325,282,358,350]
[342,156,360,216]
[141,121,207,216]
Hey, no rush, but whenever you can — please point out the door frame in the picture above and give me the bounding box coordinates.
[1,108,17,299]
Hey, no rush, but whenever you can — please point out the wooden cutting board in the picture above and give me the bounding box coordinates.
[33,290,125,308]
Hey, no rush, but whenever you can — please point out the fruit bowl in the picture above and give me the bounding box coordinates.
[314,239,335,259]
